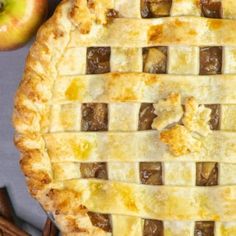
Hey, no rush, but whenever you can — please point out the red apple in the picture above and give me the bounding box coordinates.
[0,0,48,51]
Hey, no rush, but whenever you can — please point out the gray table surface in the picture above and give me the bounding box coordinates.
[0,1,60,234]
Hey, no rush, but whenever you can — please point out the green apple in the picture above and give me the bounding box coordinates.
[0,0,48,50]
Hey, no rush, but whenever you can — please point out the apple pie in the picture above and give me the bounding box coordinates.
[13,0,236,235]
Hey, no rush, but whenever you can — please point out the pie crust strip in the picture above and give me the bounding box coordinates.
[53,73,236,104]
[69,16,236,47]
[49,179,236,221]
[42,131,236,163]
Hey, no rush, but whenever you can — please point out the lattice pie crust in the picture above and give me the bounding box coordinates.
[13,0,236,235]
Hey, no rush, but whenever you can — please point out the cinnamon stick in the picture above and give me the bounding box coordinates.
[43,217,58,236]
[0,216,29,236]
[0,188,14,222]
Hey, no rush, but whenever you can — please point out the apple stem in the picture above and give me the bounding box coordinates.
[0,2,4,13]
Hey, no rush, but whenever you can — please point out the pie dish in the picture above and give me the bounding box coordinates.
[13,0,236,235]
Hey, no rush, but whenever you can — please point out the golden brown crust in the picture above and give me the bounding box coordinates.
[70,0,115,33]
[13,1,115,234]
[47,188,111,235]
[13,0,236,234]
[13,0,78,232]
[160,124,202,156]
[47,189,86,215]
[13,0,66,184]
[152,94,211,157]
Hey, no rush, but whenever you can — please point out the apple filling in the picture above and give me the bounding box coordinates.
[200,47,222,75]
[81,103,108,131]
[200,0,222,18]
[194,221,215,236]
[80,163,108,179]
[143,219,164,236]
[143,47,168,74]
[196,162,218,186]
[140,162,163,185]
[205,104,221,130]
[87,212,112,232]
[86,47,111,74]
[141,0,172,18]
[138,103,157,130]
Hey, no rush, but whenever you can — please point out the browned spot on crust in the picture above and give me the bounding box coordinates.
[66,216,88,233]
[120,88,137,101]
[20,151,52,196]
[47,189,85,215]
[148,19,186,43]
[160,125,202,156]
[189,29,197,35]
[13,108,35,127]
[53,30,64,39]
[110,72,121,80]
[144,75,159,85]
[87,0,95,9]
[148,25,164,43]
[17,73,48,103]
[69,3,92,34]
[19,151,52,184]
[174,18,184,27]
[208,19,223,30]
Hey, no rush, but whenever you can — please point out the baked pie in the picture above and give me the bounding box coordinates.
[13,0,236,235]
